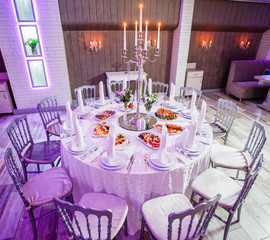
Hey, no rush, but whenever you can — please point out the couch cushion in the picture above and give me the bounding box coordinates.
[236,81,270,88]
[263,68,270,75]
[73,193,128,239]
[23,167,72,207]
[142,194,198,240]
[191,168,242,209]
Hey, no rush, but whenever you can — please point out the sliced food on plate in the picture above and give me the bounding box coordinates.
[138,132,160,149]
[155,108,178,120]
[93,122,110,136]
[115,133,127,146]
[95,110,116,121]
[155,123,184,134]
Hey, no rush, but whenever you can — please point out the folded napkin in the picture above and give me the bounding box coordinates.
[198,100,207,129]
[140,118,146,130]
[122,78,127,91]
[99,81,105,105]
[107,125,115,164]
[169,82,175,105]
[148,78,152,95]
[78,89,85,114]
[190,89,197,115]
[136,119,141,130]
[65,100,73,130]
[186,118,198,148]
[159,124,169,164]
[72,114,85,148]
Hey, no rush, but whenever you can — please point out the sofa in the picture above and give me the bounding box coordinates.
[226,60,270,101]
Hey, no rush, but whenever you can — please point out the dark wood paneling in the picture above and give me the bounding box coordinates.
[58,0,181,31]
[188,31,262,89]
[64,30,172,98]
[192,0,270,32]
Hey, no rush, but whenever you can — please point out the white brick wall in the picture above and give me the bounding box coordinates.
[0,0,71,110]
[170,0,195,97]
[256,29,270,60]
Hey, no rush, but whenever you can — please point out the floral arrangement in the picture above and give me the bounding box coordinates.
[142,91,158,110]
[116,87,133,103]
[24,38,39,49]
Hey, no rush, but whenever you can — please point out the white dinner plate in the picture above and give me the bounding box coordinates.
[73,107,91,117]
[182,141,204,155]
[95,99,109,106]
[163,101,180,109]
[68,142,89,154]
[116,135,133,151]
[148,151,177,170]
[99,151,128,170]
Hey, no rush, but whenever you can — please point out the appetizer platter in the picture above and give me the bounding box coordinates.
[119,102,135,112]
[93,122,110,137]
[115,133,132,150]
[154,123,185,135]
[95,110,116,121]
[138,132,161,149]
[155,108,178,120]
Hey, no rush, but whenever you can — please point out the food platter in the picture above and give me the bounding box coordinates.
[93,122,110,137]
[155,108,178,120]
[154,123,185,135]
[137,132,160,149]
[115,134,133,150]
[95,110,116,121]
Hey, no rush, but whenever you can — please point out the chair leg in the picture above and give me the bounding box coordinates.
[190,191,196,202]
[236,170,240,179]
[46,131,50,142]
[28,209,37,240]
[237,204,243,222]
[223,213,234,240]
[37,164,40,173]
[140,216,146,240]
[124,217,128,236]
[224,133,229,145]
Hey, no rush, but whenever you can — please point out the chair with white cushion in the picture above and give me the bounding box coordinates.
[5,148,73,240]
[179,87,202,107]
[140,193,220,240]
[54,192,128,240]
[210,121,266,180]
[191,154,263,240]
[209,98,238,145]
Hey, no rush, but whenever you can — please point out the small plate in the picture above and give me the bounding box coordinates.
[68,142,89,154]
[94,110,116,121]
[163,101,179,109]
[119,106,135,112]
[99,152,128,170]
[148,151,177,170]
[154,124,186,136]
[137,133,160,150]
[116,135,133,151]
[95,99,109,106]
[182,141,204,155]
[74,107,91,117]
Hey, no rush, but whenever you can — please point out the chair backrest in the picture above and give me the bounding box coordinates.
[179,87,202,107]
[244,121,266,167]
[152,82,168,95]
[232,154,263,212]
[214,98,238,131]
[168,194,221,240]
[7,115,33,159]
[74,85,96,105]
[5,148,29,208]
[107,81,123,99]
[37,96,61,131]
[54,197,113,240]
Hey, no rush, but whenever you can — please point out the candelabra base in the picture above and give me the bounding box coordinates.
[130,113,141,125]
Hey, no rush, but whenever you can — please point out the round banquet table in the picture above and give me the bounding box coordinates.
[61,102,213,234]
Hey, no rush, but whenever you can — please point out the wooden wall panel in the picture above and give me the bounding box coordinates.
[188,31,262,89]
[192,0,270,32]
[59,0,181,31]
[64,30,172,98]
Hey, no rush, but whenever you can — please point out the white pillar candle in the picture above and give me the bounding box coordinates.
[123,23,127,50]
[148,78,152,95]
[144,21,148,50]
[157,22,161,49]
[123,78,127,90]
[99,81,105,104]
[135,21,138,46]
[139,4,143,33]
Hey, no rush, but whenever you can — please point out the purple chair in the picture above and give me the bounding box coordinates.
[140,193,220,240]
[191,154,263,240]
[7,115,61,181]
[5,148,73,240]
[54,192,128,240]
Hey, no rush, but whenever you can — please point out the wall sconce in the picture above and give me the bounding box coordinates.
[88,39,102,52]
[240,40,250,50]
[201,40,212,50]
[147,39,157,49]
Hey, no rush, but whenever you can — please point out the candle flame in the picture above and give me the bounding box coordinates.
[140,4,143,9]
[158,22,161,26]
[124,22,126,27]
[135,21,138,25]
[146,20,148,25]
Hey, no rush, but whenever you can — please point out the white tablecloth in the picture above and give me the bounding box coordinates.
[61,102,213,234]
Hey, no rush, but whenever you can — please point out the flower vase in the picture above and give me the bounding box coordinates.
[144,103,152,120]
[124,102,128,110]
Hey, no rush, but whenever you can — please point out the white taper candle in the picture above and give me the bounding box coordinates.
[135,21,138,46]
[123,23,127,50]
[157,22,161,49]
[144,21,148,50]
[139,4,143,32]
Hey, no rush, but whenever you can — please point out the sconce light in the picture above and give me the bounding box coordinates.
[240,40,250,50]
[147,39,157,49]
[88,39,102,52]
[201,40,212,50]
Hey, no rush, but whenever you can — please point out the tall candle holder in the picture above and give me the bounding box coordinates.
[122,21,160,125]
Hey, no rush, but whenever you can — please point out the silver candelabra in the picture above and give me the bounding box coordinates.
[122,31,160,125]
